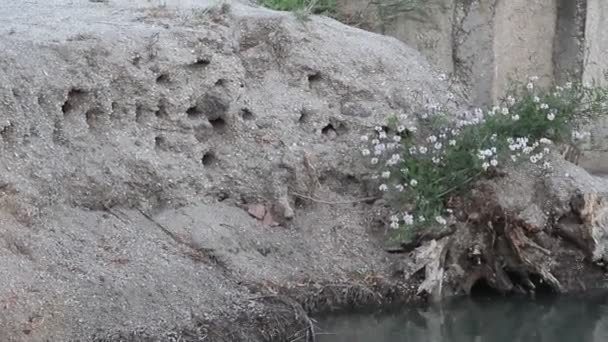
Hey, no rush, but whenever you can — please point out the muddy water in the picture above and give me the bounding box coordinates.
[317,292,608,341]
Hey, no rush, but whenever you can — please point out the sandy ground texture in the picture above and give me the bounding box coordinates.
[0,0,455,340]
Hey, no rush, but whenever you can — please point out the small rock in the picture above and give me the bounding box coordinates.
[247,204,266,220]
[262,211,278,226]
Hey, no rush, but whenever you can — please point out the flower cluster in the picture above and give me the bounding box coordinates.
[360,78,607,241]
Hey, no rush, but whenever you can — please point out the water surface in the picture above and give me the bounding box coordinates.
[317,293,608,342]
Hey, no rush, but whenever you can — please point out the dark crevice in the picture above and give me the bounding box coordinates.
[240,108,254,120]
[321,124,336,136]
[156,73,171,85]
[187,106,203,119]
[209,117,227,131]
[154,136,166,150]
[62,88,87,115]
[307,71,322,85]
[189,57,211,68]
[202,152,217,166]
[470,277,502,298]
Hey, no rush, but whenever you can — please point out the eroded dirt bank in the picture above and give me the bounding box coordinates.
[1,1,608,341]
[0,0,447,340]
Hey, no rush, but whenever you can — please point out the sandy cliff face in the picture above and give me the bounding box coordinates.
[0,0,450,340]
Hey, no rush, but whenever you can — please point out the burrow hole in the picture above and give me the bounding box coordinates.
[322,122,347,138]
[156,73,171,85]
[62,88,87,115]
[201,151,217,166]
[209,117,227,131]
[215,79,227,87]
[187,106,203,119]
[154,136,167,150]
[240,108,254,121]
[322,124,336,137]
[307,71,322,87]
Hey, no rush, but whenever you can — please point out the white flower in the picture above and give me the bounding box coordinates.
[361,135,369,142]
[386,143,397,150]
[421,113,429,119]
[511,155,517,162]
[490,159,498,167]
[371,139,380,145]
[408,126,418,133]
[361,149,370,156]
[533,96,540,103]
[451,129,460,136]
[378,131,387,140]
[543,147,550,154]
[397,125,406,133]
[523,146,533,154]
[419,146,428,154]
[379,184,388,191]
[393,135,402,143]
[434,142,442,150]
[540,138,552,144]
[439,133,447,139]
[491,134,497,141]
[542,161,551,170]
[527,82,534,91]
[547,112,555,121]
[530,76,539,82]
[418,216,426,223]
[390,222,400,229]
[390,215,399,222]
[438,73,447,81]
[374,126,383,132]
[507,96,516,106]
[375,143,386,152]
[449,139,456,146]
[475,108,483,116]
[432,156,441,164]
[371,158,379,165]
[530,155,538,164]
[394,184,405,192]
[447,92,455,101]
[565,82,573,89]
[386,154,401,166]
[381,171,391,179]
[435,216,447,225]
[501,107,509,115]
[511,114,520,121]
[491,147,497,154]
[482,162,490,171]
[403,213,414,225]
[410,179,418,187]
[427,135,437,143]
[540,103,549,110]
[409,147,418,155]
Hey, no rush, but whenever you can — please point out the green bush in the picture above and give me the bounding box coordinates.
[260,0,336,15]
[361,78,608,242]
